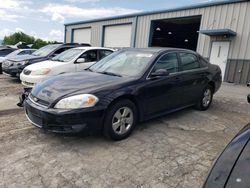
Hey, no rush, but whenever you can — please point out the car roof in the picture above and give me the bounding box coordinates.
[21,48,36,50]
[52,43,91,47]
[72,47,114,51]
[118,47,197,54]
[0,46,15,49]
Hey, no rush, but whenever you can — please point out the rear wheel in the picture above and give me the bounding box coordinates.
[195,85,213,111]
[103,99,137,141]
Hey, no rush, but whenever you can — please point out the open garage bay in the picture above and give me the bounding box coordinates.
[0,74,250,188]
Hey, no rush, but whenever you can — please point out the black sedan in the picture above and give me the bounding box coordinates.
[203,123,250,188]
[203,92,250,188]
[24,48,222,140]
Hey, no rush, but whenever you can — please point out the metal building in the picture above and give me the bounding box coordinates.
[64,0,250,84]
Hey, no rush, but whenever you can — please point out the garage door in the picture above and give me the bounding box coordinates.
[73,28,91,44]
[104,24,132,47]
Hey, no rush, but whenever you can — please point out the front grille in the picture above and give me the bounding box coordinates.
[23,69,31,75]
[22,81,35,87]
[29,94,50,107]
[26,108,43,127]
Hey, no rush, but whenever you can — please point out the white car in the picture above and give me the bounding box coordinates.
[20,47,114,88]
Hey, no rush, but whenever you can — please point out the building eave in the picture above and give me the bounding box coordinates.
[64,0,247,26]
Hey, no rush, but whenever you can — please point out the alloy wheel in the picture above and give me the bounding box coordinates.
[202,88,212,107]
[112,107,134,135]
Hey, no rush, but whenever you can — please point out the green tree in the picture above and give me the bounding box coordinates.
[3,32,57,49]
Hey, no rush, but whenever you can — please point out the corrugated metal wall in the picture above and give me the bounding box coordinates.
[134,1,250,59]
[225,59,250,84]
[65,17,134,46]
[65,1,250,84]
[66,1,250,59]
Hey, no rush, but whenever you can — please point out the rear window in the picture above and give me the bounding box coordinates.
[179,53,200,71]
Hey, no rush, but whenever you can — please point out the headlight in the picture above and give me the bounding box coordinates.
[54,94,99,109]
[17,60,29,66]
[32,68,51,75]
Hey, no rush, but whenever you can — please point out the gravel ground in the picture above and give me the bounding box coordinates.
[0,74,250,188]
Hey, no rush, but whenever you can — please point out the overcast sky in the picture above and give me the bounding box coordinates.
[0,0,222,42]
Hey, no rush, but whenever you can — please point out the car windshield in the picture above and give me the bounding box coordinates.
[51,49,84,62]
[32,44,60,57]
[89,51,155,77]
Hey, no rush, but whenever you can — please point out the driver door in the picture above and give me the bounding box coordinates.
[143,52,183,116]
[75,50,98,71]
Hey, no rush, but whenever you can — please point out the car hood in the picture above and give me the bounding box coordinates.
[31,71,135,105]
[8,54,43,62]
[0,57,5,63]
[25,60,65,71]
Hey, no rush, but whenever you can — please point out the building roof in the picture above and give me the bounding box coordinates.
[65,0,247,26]
[199,29,237,37]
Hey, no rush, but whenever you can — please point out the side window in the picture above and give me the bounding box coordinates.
[99,50,113,60]
[53,47,70,56]
[80,50,97,62]
[18,50,29,55]
[179,53,200,71]
[153,53,179,74]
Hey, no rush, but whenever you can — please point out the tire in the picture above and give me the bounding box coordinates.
[103,99,137,141]
[195,85,213,111]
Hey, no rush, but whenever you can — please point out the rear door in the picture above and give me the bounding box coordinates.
[178,52,208,105]
[75,50,98,71]
[143,52,183,116]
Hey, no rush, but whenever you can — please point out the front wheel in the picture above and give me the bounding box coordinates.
[103,100,137,141]
[195,85,213,111]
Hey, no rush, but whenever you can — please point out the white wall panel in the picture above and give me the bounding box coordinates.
[73,28,91,44]
[104,24,132,47]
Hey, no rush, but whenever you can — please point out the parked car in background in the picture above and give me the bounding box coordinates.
[0,49,36,63]
[2,43,90,77]
[0,47,17,57]
[0,47,17,74]
[20,47,114,88]
[24,48,222,140]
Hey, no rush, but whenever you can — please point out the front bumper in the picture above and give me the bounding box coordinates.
[2,66,23,77]
[20,72,47,88]
[24,98,106,133]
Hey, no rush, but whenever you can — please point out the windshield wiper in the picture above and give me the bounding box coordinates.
[98,71,122,77]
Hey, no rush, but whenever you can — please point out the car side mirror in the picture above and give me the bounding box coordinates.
[150,69,169,78]
[76,58,86,63]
